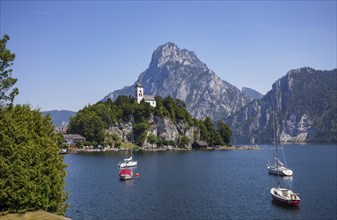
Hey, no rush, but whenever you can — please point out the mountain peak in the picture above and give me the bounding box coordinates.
[242,87,263,100]
[103,43,250,121]
[150,42,206,69]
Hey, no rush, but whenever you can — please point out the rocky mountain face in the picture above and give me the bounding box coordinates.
[242,87,263,101]
[108,116,196,149]
[103,42,250,121]
[228,67,337,144]
[102,43,336,144]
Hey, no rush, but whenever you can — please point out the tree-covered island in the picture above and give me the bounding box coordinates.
[68,95,232,150]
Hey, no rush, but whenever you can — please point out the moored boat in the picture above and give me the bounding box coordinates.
[119,168,133,180]
[271,187,300,206]
[268,161,293,176]
[267,147,293,176]
[269,106,300,206]
[118,155,137,168]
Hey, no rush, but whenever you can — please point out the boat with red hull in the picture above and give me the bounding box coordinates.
[271,187,300,206]
[119,168,133,180]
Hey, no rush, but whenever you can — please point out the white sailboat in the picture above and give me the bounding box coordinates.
[118,151,137,168]
[118,120,137,168]
[269,110,300,206]
[267,113,293,176]
[270,146,300,206]
[267,144,293,176]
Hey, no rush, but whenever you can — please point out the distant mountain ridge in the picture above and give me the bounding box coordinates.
[103,42,250,121]
[42,110,76,126]
[102,43,336,143]
[242,87,263,100]
[228,67,337,143]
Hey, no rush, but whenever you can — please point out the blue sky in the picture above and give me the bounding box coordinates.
[1,1,336,112]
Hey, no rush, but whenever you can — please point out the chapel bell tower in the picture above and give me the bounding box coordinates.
[135,81,143,104]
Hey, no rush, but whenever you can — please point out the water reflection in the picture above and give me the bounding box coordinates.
[271,200,301,210]
[282,176,293,182]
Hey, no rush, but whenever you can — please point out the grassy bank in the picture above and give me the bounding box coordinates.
[0,211,70,220]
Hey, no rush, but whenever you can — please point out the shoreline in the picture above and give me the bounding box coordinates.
[66,145,261,153]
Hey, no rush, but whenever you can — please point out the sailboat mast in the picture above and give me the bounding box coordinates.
[272,93,280,187]
[274,90,280,186]
[272,106,280,186]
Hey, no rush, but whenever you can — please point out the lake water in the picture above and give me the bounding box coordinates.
[64,144,336,220]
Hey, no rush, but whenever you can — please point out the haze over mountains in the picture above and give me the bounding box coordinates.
[42,110,76,126]
[102,42,336,143]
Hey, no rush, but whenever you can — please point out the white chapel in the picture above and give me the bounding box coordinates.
[135,81,156,107]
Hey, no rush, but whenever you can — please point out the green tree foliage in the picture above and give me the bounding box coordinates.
[197,118,232,146]
[55,133,65,148]
[104,133,120,148]
[133,122,149,146]
[163,96,176,120]
[198,120,210,144]
[218,121,232,145]
[154,96,169,117]
[177,135,190,148]
[0,35,67,215]
[147,134,157,148]
[135,100,153,123]
[0,34,18,106]
[0,105,68,215]
[69,95,197,147]
[68,103,116,146]
[69,95,234,148]
[159,96,193,126]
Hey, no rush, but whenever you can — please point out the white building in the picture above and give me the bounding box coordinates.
[135,81,156,107]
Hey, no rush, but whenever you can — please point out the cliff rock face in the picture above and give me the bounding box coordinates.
[103,42,250,121]
[109,115,196,149]
[241,87,263,101]
[228,67,337,143]
[102,43,336,143]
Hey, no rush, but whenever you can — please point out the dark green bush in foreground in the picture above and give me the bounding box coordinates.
[0,105,68,215]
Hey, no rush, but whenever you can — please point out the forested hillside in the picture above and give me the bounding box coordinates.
[68,96,232,148]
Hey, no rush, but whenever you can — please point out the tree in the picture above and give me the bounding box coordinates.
[199,120,210,144]
[178,135,190,148]
[133,122,149,146]
[68,109,105,146]
[147,134,157,148]
[218,121,232,145]
[0,105,68,215]
[0,34,18,106]
[0,36,67,215]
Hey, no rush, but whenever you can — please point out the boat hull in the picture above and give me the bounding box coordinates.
[119,174,132,180]
[119,161,137,168]
[271,188,300,206]
[119,169,133,181]
[268,165,293,176]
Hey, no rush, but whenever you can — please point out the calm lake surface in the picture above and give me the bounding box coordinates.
[64,144,336,220]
